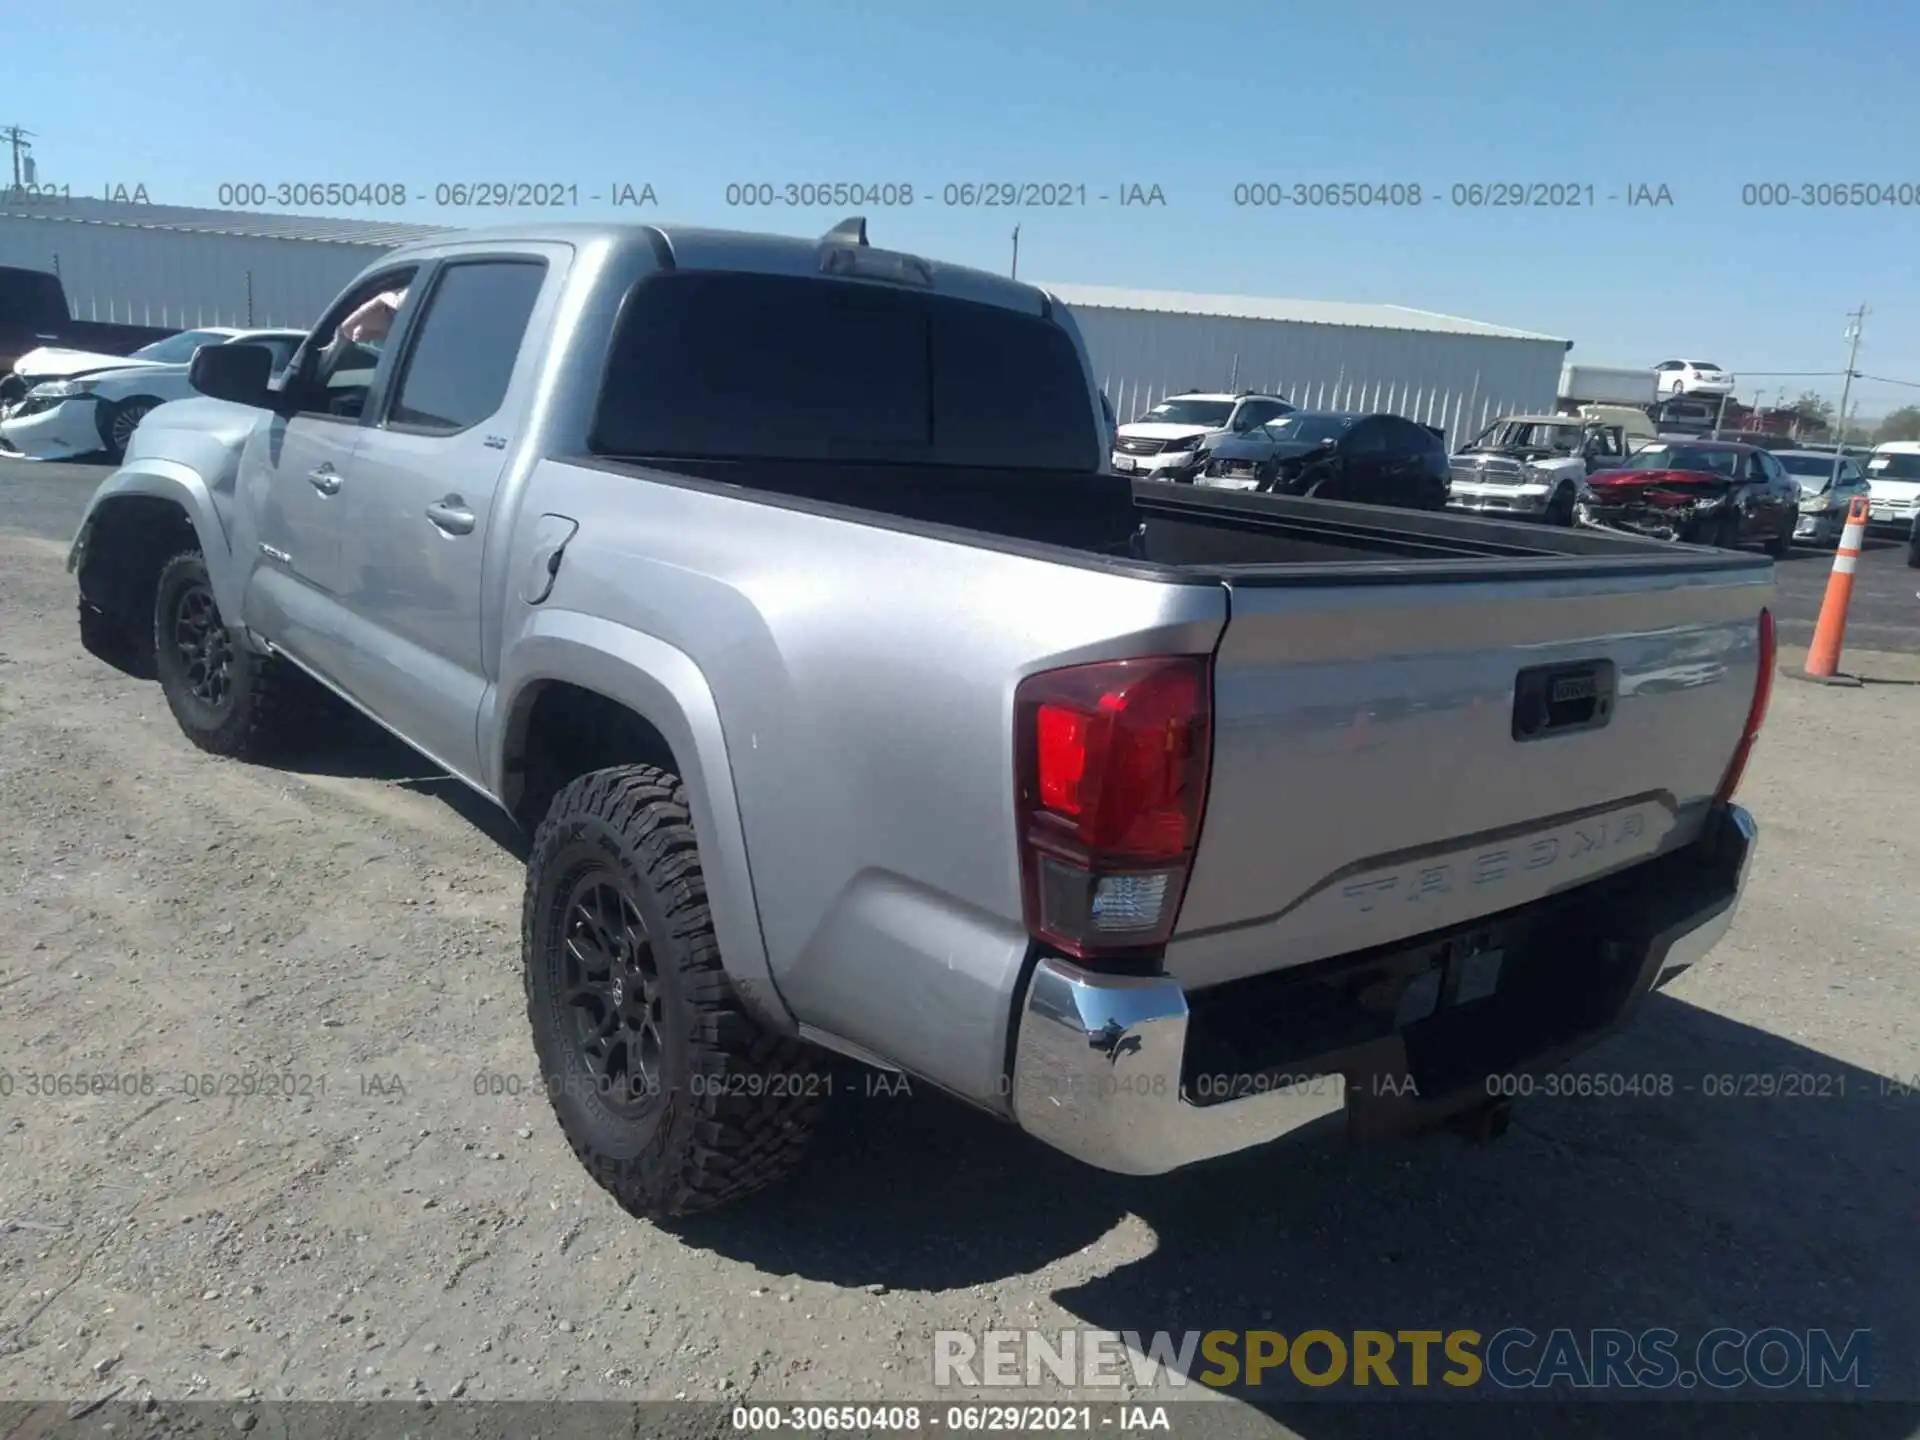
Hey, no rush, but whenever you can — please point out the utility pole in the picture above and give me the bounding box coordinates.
[1,126,35,188]
[1830,305,1866,489]
[1010,225,1019,279]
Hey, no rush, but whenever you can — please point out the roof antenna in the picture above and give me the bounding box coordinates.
[821,216,868,247]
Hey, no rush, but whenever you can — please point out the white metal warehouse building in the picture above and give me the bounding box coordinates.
[0,196,450,330]
[1045,282,1571,450]
[0,199,1569,449]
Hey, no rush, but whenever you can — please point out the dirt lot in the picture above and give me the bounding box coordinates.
[2,462,1917,1436]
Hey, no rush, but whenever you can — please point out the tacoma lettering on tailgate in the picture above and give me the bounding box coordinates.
[1340,809,1652,914]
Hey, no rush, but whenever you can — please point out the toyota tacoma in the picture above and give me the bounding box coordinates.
[68,218,1772,1217]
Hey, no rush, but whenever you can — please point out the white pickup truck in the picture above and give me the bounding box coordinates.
[1446,414,1638,525]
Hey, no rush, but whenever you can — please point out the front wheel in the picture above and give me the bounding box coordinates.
[1544,486,1576,527]
[97,396,159,461]
[1907,534,1920,569]
[1763,522,1792,558]
[522,764,827,1219]
[152,551,298,759]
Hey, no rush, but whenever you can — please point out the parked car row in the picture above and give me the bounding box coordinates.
[1,326,305,461]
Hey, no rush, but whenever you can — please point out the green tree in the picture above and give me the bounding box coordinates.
[1792,391,1836,424]
[1873,406,1920,444]
[1779,391,1832,438]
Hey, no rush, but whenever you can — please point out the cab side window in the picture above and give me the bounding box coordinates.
[289,268,420,421]
[384,261,546,434]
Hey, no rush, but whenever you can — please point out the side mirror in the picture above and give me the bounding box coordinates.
[188,343,279,410]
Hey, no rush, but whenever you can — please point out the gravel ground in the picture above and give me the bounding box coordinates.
[1,462,1916,1438]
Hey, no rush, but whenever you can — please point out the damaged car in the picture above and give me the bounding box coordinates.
[1575,439,1798,555]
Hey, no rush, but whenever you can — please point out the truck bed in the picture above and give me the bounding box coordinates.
[561,453,1767,1070]
[599,456,1757,574]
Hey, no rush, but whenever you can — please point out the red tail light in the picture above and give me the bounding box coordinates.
[1715,608,1775,805]
[1014,656,1213,960]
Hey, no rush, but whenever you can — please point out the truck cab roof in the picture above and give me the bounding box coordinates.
[380,218,1058,319]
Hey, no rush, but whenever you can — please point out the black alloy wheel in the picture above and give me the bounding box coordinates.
[170,577,236,711]
[557,871,667,1116]
[152,550,300,758]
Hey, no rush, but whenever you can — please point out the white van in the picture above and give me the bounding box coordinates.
[1862,441,1920,532]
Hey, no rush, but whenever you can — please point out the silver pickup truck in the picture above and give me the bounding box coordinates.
[69,218,1774,1220]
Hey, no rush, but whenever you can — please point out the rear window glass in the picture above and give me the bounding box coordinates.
[589,272,1097,471]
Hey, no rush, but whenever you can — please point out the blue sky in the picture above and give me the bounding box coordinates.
[15,0,1920,418]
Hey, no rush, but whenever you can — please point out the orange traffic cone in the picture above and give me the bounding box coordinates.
[1789,494,1870,687]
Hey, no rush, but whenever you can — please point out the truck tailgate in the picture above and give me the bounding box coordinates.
[1168,559,1772,990]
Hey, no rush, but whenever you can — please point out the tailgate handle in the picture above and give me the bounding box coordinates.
[1512,660,1616,741]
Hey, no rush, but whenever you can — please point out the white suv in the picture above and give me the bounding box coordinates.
[1654,359,1735,398]
[1111,391,1294,481]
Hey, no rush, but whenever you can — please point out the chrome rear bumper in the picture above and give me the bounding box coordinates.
[1010,805,1757,1176]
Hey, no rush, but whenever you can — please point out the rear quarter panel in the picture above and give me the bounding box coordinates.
[491,459,1226,1103]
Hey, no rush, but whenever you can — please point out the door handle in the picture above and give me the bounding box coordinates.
[425,496,476,536]
[307,465,342,495]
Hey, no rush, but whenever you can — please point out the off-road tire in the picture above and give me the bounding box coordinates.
[152,550,299,759]
[522,764,825,1219]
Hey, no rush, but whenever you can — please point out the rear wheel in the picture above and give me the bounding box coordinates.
[523,764,826,1219]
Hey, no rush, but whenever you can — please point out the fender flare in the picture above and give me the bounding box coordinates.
[489,609,797,1034]
[70,461,242,620]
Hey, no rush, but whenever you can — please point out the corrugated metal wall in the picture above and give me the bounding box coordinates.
[0,217,391,329]
[1069,305,1567,450]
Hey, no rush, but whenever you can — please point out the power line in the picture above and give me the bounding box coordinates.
[1858,373,1920,391]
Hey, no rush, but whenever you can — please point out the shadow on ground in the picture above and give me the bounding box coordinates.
[673,995,1917,1434]
[273,693,530,859]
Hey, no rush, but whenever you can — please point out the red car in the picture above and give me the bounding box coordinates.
[1577,439,1799,554]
